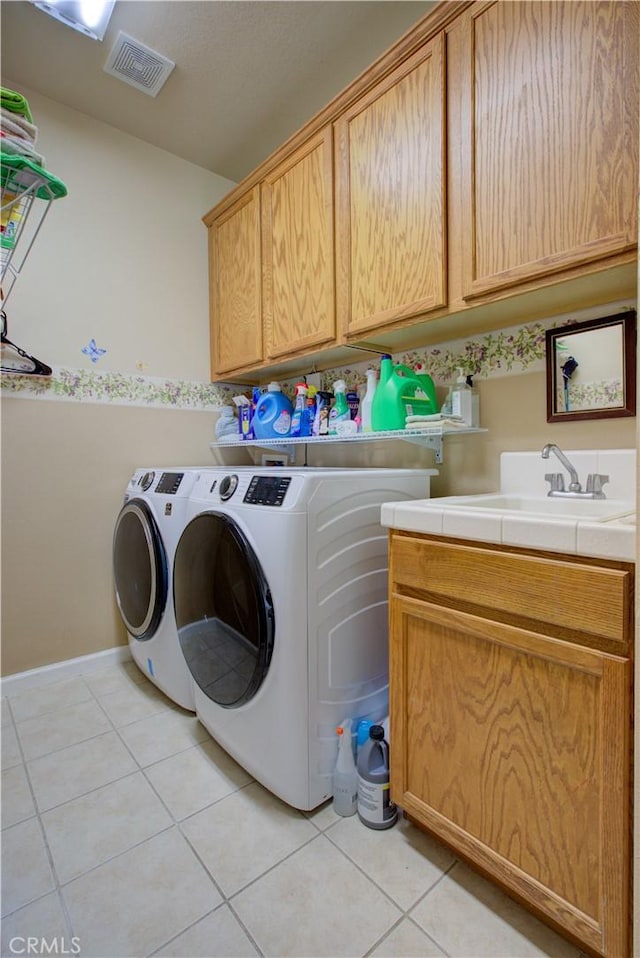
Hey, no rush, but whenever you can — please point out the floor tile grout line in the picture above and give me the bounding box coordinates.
[404,913,452,958]
[224,898,266,958]
[56,821,177,889]
[4,675,95,724]
[34,765,145,817]
[321,818,418,917]
[220,827,328,904]
[146,899,266,958]
[6,745,77,943]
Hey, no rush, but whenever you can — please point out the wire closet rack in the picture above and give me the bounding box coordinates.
[1,153,68,376]
[1,153,67,307]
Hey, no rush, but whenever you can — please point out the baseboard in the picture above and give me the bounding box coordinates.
[1,645,132,697]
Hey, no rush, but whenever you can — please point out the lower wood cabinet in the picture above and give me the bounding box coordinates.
[389,532,633,957]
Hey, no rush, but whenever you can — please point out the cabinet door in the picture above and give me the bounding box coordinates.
[335,33,446,338]
[390,595,630,957]
[209,186,262,378]
[459,0,638,301]
[262,128,335,361]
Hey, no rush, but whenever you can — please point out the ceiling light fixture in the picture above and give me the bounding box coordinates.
[32,0,116,41]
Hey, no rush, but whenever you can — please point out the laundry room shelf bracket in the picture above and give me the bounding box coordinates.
[210,426,487,464]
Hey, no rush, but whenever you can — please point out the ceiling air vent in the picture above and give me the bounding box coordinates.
[104,32,175,97]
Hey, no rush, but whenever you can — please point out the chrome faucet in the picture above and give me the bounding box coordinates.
[541,443,609,499]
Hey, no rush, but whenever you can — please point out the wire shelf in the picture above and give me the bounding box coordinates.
[211,426,487,464]
[1,157,67,308]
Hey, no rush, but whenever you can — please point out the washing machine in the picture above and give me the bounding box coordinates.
[113,467,202,710]
[172,466,436,809]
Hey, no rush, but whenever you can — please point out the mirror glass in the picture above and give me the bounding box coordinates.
[546,310,636,422]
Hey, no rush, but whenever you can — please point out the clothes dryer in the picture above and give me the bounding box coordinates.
[173,467,436,809]
[113,468,201,710]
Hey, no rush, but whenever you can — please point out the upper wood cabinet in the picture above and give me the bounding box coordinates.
[262,128,335,362]
[204,0,638,379]
[335,33,447,339]
[208,186,262,378]
[455,0,639,302]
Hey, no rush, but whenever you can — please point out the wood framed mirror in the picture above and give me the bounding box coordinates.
[546,310,636,422]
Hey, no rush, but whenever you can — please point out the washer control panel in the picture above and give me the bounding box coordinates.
[156,472,184,495]
[244,475,292,506]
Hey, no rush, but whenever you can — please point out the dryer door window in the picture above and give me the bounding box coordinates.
[174,513,275,708]
[113,500,168,640]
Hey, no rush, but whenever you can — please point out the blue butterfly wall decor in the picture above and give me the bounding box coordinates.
[81,339,107,364]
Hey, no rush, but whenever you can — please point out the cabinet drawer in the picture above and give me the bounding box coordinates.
[390,534,633,648]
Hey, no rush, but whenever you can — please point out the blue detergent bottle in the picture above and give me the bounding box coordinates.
[252,382,293,439]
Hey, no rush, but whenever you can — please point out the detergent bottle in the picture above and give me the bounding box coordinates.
[289,381,308,438]
[371,357,437,432]
[252,382,293,439]
[357,724,397,829]
[328,380,350,435]
[333,720,358,817]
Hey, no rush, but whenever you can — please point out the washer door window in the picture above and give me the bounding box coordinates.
[113,500,168,640]
[174,513,274,708]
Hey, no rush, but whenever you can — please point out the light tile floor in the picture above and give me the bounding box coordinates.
[2,661,588,958]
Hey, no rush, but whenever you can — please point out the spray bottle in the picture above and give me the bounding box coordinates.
[333,720,358,817]
[290,381,308,438]
[328,380,350,435]
[360,368,378,433]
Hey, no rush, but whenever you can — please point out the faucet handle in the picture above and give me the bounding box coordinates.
[544,472,565,494]
[586,474,609,498]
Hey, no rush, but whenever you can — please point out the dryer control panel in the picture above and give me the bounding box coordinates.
[156,472,184,494]
[244,475,291,506]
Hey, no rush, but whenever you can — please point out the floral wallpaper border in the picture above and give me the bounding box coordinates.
[0,367,240,409]
[2,302,632,409]
[556,379,624,413]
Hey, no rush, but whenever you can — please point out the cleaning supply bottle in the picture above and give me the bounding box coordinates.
[328,380,350,435]
[214,406,237,441]
[301,386,316,438]
[346,389,360,421]
[333,720,358,817]
[451,368,473,426]
[466,375,480,427]
[289,381,308,438]
[357,724,397,829]
[360,368,377,433]
[252,382,293,439]
[371,356,437,432]
[313,390,332,436]
[356,719,373,753]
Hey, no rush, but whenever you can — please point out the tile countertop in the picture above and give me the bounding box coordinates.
[381,449,637,563]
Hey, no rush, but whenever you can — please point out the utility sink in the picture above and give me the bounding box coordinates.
[437,494,635,521]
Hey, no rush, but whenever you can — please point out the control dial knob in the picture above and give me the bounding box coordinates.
[219,474,239,501]
[139,471,155,492]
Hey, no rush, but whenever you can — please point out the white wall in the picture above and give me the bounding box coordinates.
[1,85,237,675]
[2,81,235,379]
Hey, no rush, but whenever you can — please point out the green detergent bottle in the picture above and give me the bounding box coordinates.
[371,355,437,431]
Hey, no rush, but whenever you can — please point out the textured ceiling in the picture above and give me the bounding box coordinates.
[1,0,435,182]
